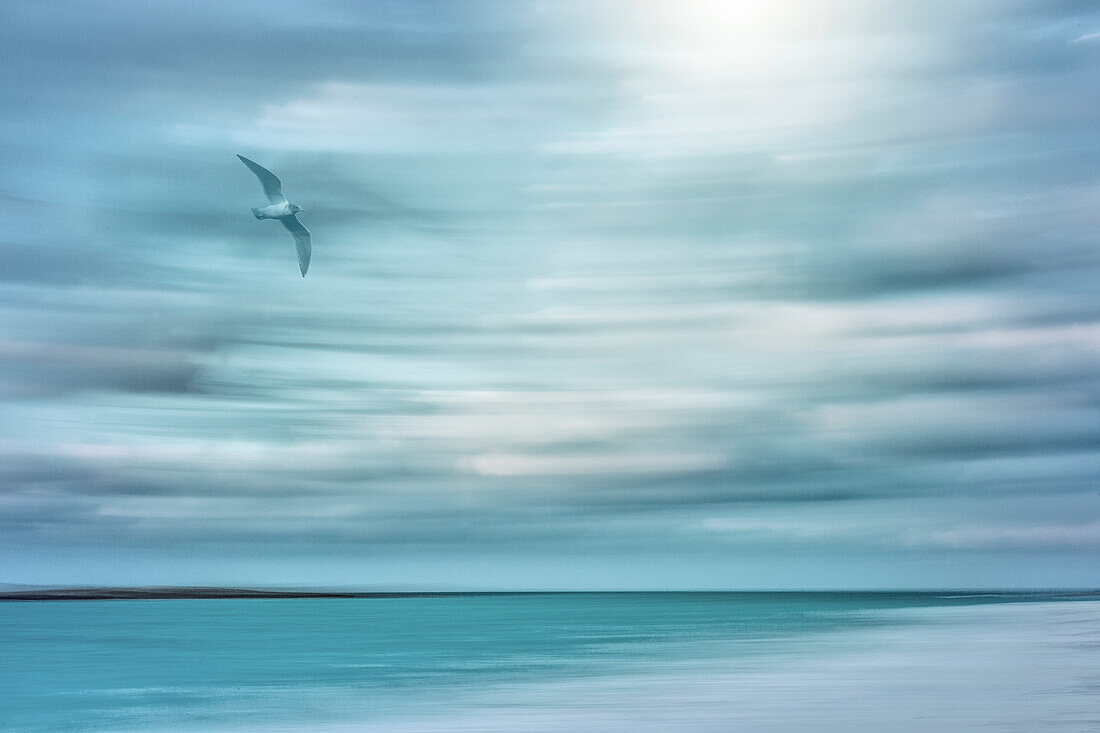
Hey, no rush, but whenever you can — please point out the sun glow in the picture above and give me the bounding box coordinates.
[615,0,838,85]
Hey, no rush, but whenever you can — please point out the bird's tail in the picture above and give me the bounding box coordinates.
[251,207,264,220]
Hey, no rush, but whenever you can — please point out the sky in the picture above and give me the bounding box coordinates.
[1,0,1099,589]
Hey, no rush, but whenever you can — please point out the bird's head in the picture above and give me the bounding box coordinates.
[290,204,305,214]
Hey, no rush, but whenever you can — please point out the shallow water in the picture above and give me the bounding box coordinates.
[2,593,1097,731]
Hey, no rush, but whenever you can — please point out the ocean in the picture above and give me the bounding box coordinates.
[2,592,1098,731]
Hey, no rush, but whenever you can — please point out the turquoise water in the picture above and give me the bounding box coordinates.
[2,593,1097,731]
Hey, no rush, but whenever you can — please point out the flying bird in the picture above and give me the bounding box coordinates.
[237,154,311,276]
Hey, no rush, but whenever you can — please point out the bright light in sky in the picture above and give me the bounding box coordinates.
[649,0,825,70]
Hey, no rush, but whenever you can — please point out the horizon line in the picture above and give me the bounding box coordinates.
[2,586,1099,601]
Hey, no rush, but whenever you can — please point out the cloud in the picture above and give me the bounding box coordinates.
[0,340,201,397]
[1,0,1099,586]
[1069,32,1100,45]
[901,522,1100,549]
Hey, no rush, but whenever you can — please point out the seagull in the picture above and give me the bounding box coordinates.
[237,154,311,276]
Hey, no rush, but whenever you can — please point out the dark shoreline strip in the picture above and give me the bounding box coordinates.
[1,588,1098,602]
[0,589,521,601]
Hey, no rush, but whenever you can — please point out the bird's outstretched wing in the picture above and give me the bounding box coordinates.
[237,154,286,204]
[281,215,311,276]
